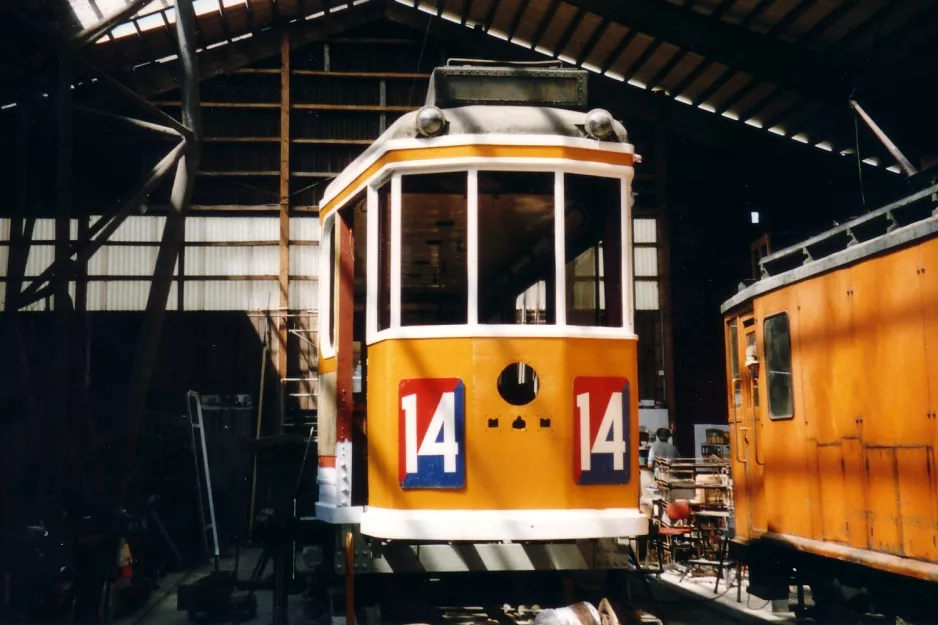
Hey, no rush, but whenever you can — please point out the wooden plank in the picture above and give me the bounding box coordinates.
[292,104,417,112]
[278,29,291,435]
[202,137,372,145]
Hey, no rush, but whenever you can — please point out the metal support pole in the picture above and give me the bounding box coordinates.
[849,99,918,178]
[109,0,202,578]
[16,141,187,307]
[69,0,154,50]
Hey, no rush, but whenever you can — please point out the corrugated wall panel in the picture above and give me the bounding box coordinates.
[634,247,658,277]
[290,216,320,242]
[88,246,160,276]
[87,281,179,311]
[186,216,280,242]
[290,245,319,277]
[109,216,167,242]
[289,281,319,310]
[633,218,657,243]
[185,280,280,310]
[186,246,280,276]
[635,280,660,310]
[25,245,55,277]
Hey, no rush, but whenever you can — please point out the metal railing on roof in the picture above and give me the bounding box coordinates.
[758,181,938,278]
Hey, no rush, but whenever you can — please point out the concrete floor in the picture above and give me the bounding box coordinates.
[118,549,792,625]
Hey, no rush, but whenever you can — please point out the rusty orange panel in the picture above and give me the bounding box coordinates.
[754,288,812,538]
[865,447,901,555]
[728,413,752,539]
[851,248,928,446]
[816,443,848,543]
[896,447,938,561]
[843,437,869,549]
[919,238,938,480]
[366,336,639,511]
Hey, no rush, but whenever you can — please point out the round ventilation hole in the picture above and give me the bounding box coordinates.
[496,362,540,406]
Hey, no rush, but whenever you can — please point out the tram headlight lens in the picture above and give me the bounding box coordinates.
[585,108,615,139]
[415,105,447,137]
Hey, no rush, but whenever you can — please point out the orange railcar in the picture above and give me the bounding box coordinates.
[722,182,938,619]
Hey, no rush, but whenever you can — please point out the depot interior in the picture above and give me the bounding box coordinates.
[1,0,935,622]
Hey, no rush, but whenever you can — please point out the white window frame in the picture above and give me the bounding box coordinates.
[318,212,337,359]
[352,158,635,346]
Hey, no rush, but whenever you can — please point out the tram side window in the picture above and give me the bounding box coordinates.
[323,214,337,351]
[728,320,741,410]
[400,172,468,326]
[564,174,623,327]
[377,182,391,331]
[764,313,794,419]
[477,171,556,325]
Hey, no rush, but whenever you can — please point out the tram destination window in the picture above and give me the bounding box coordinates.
[400,172,468,326]
[563,174,623,327]
[477,171,556,324]
[764,313,794,419]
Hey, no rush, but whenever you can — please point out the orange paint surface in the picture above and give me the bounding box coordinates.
[724,235,938,579]
[366,336,640,511]
[320,144,635,217]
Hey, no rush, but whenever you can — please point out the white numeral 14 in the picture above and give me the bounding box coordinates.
[403,392,459,474]
[577,392,626,472]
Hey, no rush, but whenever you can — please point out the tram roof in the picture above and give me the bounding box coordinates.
[322,104,631,202]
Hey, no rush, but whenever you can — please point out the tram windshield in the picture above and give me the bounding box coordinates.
[373,168,629,338]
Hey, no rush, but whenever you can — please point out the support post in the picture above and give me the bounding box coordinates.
[654,128,677,429]
[278,29,291,434]
[114,0,201,543]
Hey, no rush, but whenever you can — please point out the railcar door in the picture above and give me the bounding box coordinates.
[726,313,767,539]
[741,316,767,535]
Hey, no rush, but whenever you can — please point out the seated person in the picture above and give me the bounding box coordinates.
[646,427,678,468]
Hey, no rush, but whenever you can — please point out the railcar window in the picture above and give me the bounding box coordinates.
[477,171,556,324]
[400,172,468,326]
[324,214,337,351]
[377,182,391,331]
[728,320,741,409]
[563,174,623,327]
[764,313,793,419]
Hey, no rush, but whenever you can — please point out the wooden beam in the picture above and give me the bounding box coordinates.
[600,27,639,73]
[506,0,531,41]
[646,48,686,91]
[552,8,586,57]
[530,0,560,50]
[562,0,855,104]
[622,39,662,81]
[576,18,609,66]
[110,0,385,96]
[382,2,897,181]
[278,29,290,435]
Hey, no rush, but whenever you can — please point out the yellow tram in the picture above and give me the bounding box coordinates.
[313,60,646,574]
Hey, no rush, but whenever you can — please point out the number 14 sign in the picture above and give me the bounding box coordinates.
[573,377,631,485]
[398,378,466,489]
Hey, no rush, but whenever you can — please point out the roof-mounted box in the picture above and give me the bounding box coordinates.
[426,59,589,109]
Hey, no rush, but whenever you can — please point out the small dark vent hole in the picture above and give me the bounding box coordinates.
[512,416,526,430]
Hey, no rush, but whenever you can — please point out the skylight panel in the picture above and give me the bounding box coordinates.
[69,0,131,28]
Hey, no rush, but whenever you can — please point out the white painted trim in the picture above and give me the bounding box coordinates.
[466,169,479,325]
[554,172,566,326]
[319,213,337,359]
[390,174,402,329]
[366,185,378,340]
[367,324,638,345]
[621,176,633,329]
[314,503,364,524]
[360,507,649,541]
[321,133,635,207]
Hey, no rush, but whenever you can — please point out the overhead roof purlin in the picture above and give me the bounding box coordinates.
[563,0,854,107]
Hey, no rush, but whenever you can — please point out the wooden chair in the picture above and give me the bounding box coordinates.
[654,500,693,577]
